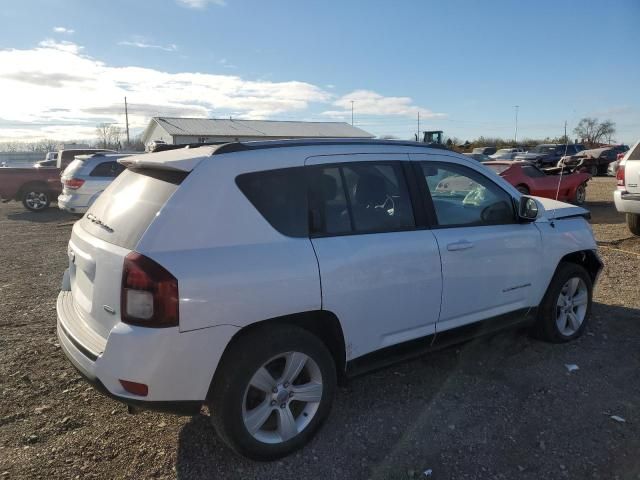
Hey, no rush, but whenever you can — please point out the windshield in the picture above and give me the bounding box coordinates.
[80,168,186,249]
[61,159,85,177]
[486,164,511,174]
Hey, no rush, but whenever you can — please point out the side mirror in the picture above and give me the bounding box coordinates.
[518,196,538,221]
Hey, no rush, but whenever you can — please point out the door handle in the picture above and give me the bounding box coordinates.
[447,240,474,251]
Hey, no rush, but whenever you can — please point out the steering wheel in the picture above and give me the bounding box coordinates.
[375,195,396,215]
[462,186,487,206]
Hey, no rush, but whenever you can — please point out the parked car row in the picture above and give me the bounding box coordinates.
[0,148,114,211]
[469,144,629,178]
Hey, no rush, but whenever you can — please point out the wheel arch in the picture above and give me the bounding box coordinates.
[558,250,602,284]
[17,181,51,200]
[206,310,347,400]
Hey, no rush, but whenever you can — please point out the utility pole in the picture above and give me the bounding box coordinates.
[513,105,519,144]
[417,111,420,141]
[124,97,130,146]
[351,100,354,126]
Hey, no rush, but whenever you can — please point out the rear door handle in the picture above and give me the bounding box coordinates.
[447,240,474,251]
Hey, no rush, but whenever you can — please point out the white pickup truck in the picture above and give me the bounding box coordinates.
[614,140,640,236]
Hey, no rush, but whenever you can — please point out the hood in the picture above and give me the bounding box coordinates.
[533,196,590,220]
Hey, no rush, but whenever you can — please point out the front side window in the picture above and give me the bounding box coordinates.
[309,162,415,236]
[421,162,515,227]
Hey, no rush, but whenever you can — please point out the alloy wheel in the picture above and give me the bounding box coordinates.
[25,192,48,210]
[575,184,586,204]
[242,351,323,444]
[555,277,588,336]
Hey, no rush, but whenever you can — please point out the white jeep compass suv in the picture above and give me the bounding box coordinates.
[57,139,602,460]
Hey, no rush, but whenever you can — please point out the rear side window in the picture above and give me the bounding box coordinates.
[90,161,126,177]
[235,168,308,238]
[309,162,415,236]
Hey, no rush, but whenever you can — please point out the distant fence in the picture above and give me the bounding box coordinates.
[0,152,45,167]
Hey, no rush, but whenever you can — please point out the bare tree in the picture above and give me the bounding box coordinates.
[95,123,123,150]
[573,118,616,146]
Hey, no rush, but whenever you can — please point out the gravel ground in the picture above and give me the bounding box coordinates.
[1,176,639,480]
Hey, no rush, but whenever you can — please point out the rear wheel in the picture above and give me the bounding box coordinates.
[209,325,336,460]
[22,189,50,211]
[532,262,592,343]
[627,213,640,236]
[516,184,530,195]
[588,164,598,176]
[574,183,587,205]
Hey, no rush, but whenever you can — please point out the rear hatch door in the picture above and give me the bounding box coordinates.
[67,165,192,340]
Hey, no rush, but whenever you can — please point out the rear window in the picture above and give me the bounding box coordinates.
[235,167,307,238]
[80,168,187,249]
[63,159,85,177]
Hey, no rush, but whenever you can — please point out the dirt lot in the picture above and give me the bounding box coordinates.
[1,177,639,480]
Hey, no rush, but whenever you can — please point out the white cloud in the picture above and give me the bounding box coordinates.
[0,40,447,142]
[53,26,74,34]
[118,40,178,52]
[323,89,444,119]
[176,0,226,8]
[0,40,331,140]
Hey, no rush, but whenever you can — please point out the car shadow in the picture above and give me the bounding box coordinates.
[6,207,79,224]
[585,200,625,225]
[174,302,640,479]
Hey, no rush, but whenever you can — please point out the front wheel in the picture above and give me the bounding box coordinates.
[209,325,336,460]
[574,183,587,205]
[22,189,50,211]
[627,213,640,236]
[532,262,592,343]
[588,165,598,176]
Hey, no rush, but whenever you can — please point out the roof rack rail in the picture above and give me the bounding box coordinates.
[150,142,227,153]
[211,138,451,156]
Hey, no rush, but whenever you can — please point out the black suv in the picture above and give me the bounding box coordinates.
[514,144,585,167]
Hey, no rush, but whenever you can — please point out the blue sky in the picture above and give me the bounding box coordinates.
[0,0,638,143]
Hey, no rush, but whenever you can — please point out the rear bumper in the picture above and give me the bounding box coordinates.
[57,193,89,214]
[614,190,640,215]
[56,290,240,415]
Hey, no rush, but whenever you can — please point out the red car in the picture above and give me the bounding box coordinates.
[484,161,590,205]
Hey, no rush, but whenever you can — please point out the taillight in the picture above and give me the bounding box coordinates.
[63,178,85,189]
[121,252,179,327]
[616,165,626,188]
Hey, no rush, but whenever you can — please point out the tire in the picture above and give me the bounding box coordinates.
[516,184,530,195]
[627,213,640,236]
[21,188,50,211]
[574,183,587,205]
[532,262,592,343]
[209,324,337,460]
[588,165,598,176]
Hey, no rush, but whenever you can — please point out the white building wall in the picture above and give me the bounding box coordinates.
[145,122,174,145]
